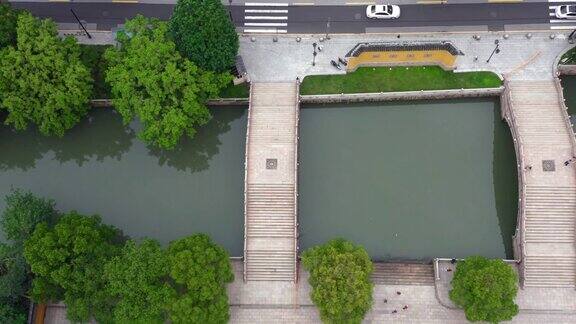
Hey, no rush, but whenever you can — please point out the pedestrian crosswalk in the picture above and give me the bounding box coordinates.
[548,0,576,30]
[243,2,289,34]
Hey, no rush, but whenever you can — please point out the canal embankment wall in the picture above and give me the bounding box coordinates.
[558,64,576,76]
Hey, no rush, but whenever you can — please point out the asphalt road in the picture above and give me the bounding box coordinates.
[12,2,551,33]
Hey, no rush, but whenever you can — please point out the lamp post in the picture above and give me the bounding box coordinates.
[486,39,500,63]
[312,42,317,66]
[70,9,92,39]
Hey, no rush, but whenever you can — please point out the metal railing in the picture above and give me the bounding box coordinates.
[293,79,301,283]
[243,82,254,283]
[345,41,464,58]
[502,79,527,287]
[553,63,576,289]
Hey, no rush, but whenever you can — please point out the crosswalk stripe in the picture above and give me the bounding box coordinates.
[245,16,288,20]
[245,2,289,6]
[549,0,576,3]
[550,19,576,22]
[551,25,576,29]
[549,5,558,9]
[245,9,289,13]
[244,29,288,33]
[245,22,288,26]
[551,12,557,16]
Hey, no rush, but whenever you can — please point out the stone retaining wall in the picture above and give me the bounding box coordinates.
[558,64,576,75]
[300,87,503,104]
[93,87,503,108]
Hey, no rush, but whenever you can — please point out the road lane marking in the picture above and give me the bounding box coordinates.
[488,0,522,3]
[245,9,289,13]
[346,1,376,5]
[551,25,576,29]
[245,2,289,6]
[549,0,576,2]
[551,13,557,16]
[243,29,287,33]
[245,16,288,20]
[417,0,447,4]
[245,22,288,26]
[550,19,576,22]
[293,2,315,5]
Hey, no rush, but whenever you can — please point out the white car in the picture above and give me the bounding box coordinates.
[556,5,576,19]
[366,5,401,19]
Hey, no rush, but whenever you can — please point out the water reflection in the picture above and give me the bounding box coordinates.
[148,107,246,173]
[0,107,246,174]
[0,110,134,170]
[492,104,519,259]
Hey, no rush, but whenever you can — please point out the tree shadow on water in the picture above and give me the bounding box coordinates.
[0,109,135,171]
[148,107,246,173]
[492,102,519,259]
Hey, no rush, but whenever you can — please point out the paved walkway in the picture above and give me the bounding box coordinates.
[244,82,299,282]
[504,79,576,288]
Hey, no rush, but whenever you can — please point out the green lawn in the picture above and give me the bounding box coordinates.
[300,66,502,95]
[218,82,250,99]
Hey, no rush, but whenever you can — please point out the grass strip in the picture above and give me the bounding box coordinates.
[300,66,502,95]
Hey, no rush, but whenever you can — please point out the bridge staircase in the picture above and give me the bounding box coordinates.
[244,82,299,282]
[506,80,576,288]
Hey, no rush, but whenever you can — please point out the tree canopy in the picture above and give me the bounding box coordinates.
[104,239,174,323]
[170,0,239,73]
[105,15,231,149]
[302,238,373,324]
[0,190,57,324]
[167,234,234,324]
[0,3,21,49]
[1,189,58,244]
[449,256,519,323]
[24,212,123,323]
[0,13,93,137]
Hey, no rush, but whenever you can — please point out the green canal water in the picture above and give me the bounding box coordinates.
[562,75,576,117]
[0,99,518,261]
[0,108,246,256]
[298,99,518,260]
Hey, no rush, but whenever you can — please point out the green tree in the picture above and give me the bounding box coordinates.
[449,256,519,323]
[24,212,123,323]
[105,15,231,149]
[170,0,239,73]
[0,243,28,302]
[167,233,233,324]
[0,3,21,49]
[0,302,26,324]
[104,239,174,323]
[302,238,373,324]
[0,13,93,137]
[1,189,58,243]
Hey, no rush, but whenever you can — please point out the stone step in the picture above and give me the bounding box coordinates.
[371,263,434,286]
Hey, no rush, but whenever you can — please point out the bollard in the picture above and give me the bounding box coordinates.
[503,34,509,40]
[319,37,324,42]
[273,36,278,42]
[525,33,532,39]
[251,37,256,42]
[296,37,301,42]
[550,34,556,39]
